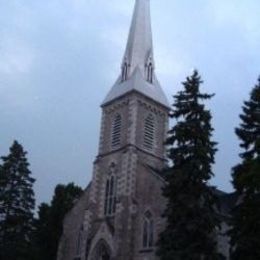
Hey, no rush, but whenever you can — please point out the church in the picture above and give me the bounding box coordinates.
[57,0,233,259]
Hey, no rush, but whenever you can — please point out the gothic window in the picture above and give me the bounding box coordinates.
[98,245,110,260]
[147,62,153,83]
[144,114,155,151]
[111,114,122,149]
[142,211,154,249]
[104,175,117,216]
[75,226,84,257]
[121,62,128,81]
[91,240,111,260]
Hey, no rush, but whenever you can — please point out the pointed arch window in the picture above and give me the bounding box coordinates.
[91,240,111,260]
[143,211,154,249]
[111,114,122,149]
[147,62,153,83]
[75,225,84,257]
[104,175,117,216]
[122,62,128,82]
[144,114,155,151]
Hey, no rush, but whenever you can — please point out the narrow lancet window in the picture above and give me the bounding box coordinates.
[76,226,84,257]
[147,63,153,83]
[104,175,117,216]
[144,114,155,151]
[121,62,128,82]
[111,114,122,149]
[143,211,154,249]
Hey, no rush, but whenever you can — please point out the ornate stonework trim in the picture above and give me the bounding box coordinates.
[102,89,170,110]
[97,144,165,161]
[138,99,167,117]
[88,222,114,259]
[102,97,129,111]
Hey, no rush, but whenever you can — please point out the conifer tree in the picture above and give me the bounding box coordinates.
[33,183,83,260]
[0,141,35,260]
[230,77,260,260]
[157,71,223,260]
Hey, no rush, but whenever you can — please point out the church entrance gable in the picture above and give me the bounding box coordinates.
[87,221,114,260]
[89,239,111,260]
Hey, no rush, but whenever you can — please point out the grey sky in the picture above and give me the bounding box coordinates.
[0,0,260,205]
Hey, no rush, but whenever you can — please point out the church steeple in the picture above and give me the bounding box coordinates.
[57,3,171,259]
[122,0,154,80]
[102,0,169,108]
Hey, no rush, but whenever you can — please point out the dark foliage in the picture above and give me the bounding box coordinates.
[157,71,224,260]
[32,183,83,260]
[230,77,260,260]
[0,141,35,260]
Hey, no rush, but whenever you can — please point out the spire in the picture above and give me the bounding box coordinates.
[122,0,154,79]
[102,0,169,108]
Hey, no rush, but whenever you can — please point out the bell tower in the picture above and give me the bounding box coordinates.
[57,1,170,260]
[99,0,169,159]
[86,0,170,259]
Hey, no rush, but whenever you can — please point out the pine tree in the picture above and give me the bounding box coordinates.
[230,77,260,260]
[29,203,51,260]
[0,141,35,260]
[157,71,223,260]
[33,183,83,260]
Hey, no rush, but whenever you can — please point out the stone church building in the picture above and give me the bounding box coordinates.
[57,0,233,259]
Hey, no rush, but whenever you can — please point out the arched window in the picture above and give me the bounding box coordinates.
[76,225,84,257]
[90,240,111,260]
[121,62,128,82]
[143,211,154,249]
[144,114,155,151]
[147,62,153,83]
[99,244,110,260]
[104,175,117,216]
[111,114,122,149]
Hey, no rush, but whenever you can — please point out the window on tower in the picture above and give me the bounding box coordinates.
[122,62,128,82]
[142,211,154,249]
[104,175,117,216]
[144,114,155,151]
[75,225,84,257]
[111,114,122,149]
[147,62,153,83]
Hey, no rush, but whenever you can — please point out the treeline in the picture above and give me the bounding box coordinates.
[157,71,260,260]
[0,71,260,260]
[0,141,83,260]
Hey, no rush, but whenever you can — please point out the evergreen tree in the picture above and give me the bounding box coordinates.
[0,141,35,260]
[33,183,83,260]
[157,71,223,260]
[29,203,51,260]
[230,77,260,260]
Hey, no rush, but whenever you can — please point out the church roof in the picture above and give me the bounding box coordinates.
[102,0,169,108]
[102,68,169,107]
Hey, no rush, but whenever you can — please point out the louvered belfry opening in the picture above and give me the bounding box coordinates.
[111,114,122,149]
[144,114,155,150]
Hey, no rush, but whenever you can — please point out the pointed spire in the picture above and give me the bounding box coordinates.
[122,0,154,80]
[102,0,169,108]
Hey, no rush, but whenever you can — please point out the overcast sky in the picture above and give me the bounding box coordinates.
[1,0,260,205]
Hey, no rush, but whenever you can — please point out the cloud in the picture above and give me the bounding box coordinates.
[0,37,35,75]
[0,2,36,76]
[207,0,260,45]
[156,46,189,79]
